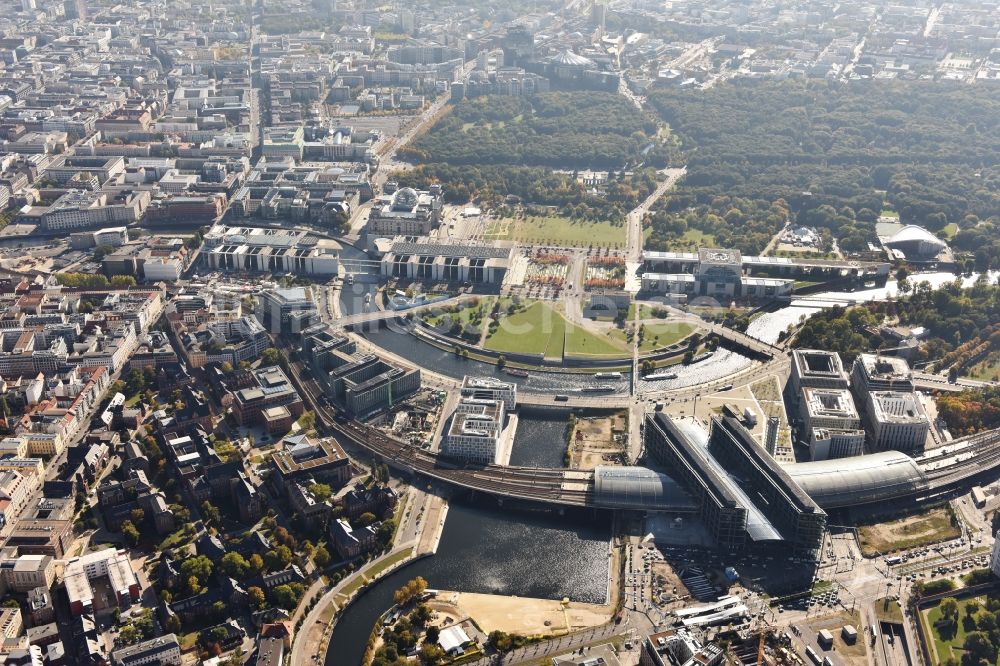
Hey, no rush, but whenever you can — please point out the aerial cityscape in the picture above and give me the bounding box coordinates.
[0,0,998,666]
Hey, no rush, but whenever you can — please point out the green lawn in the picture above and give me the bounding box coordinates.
[364,547,413,579]
[942,223,959,240]
[485,215,626,248]
[485,301,566,357]
[486,302,632,359]
[880,209,900,219]
[660,227,716,251]
[564,321,629,358]
[965,352,1000,382]
[423,297,494,328]
[637,322,695,351]
[925,596,984,663]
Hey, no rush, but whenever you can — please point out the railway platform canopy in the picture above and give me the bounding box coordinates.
[785,451,928,509]
[593,466,698,512]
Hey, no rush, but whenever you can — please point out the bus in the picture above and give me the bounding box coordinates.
[805,647,821,665]
[885,555,903,566]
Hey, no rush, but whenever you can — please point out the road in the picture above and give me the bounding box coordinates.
[346,59,478,237]
[289,541,418,666]
[625,168,686,264]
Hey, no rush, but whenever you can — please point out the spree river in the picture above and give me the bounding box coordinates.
[324,502,611,666]
[325,266,990,665]
[341,269,994,394]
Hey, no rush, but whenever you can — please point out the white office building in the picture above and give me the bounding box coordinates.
[442,399,505,464]
[460,376,517,411]
[808,428,866,461]
[866,391,930,453]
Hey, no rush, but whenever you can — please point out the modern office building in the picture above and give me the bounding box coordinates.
[790,350,850,394]
[800,388,861,432]
[256,287,318,334]
[379,237,512,284]
[201,224,340,276]
[460,376,517,410]
[807,428,866,461]
[643,414,749,552]
[865,391,930,453]
[302,325,420,417]
[441,399,505,464]
[709,416,826,557]
[851,353,915,395]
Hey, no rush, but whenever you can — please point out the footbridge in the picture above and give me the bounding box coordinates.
[706,323,782,360]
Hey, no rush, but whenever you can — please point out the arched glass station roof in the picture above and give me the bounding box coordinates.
[594,466,698,512]
[785,451,928,509]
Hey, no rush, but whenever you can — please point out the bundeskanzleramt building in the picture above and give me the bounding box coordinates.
[640,248,793,302]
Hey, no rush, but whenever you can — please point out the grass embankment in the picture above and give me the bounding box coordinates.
[856,506,961,557]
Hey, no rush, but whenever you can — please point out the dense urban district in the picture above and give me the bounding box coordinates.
[0,2,999,666]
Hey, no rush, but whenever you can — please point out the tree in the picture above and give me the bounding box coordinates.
[220,552,250,579]
[392,577,428,605]
[412,603,432,625]
[496,355,506,369]
[248,586,267,610]
[488,630,513,652]
[940,597,959,624]
[121,520,140,546]
[425,625,440,644]
[165,614,181,633]
[313,545,331,568]
[249,553,265,573]
[110,275,137,288]
[376,520,396,547]
[187,575,202,595]
[180,555,213,583]
[419,643,446,665]
[962,631,995,664]
[270,584,298,610]
[265,545,293,571]
[274,526,296,549]
[262,348,282,366]
[309,483,332,503]
[201,501,221,524]
[297,411,317,431]
[357,512,377,527]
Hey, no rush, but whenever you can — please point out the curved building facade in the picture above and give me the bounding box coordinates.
[785,450,928,509]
